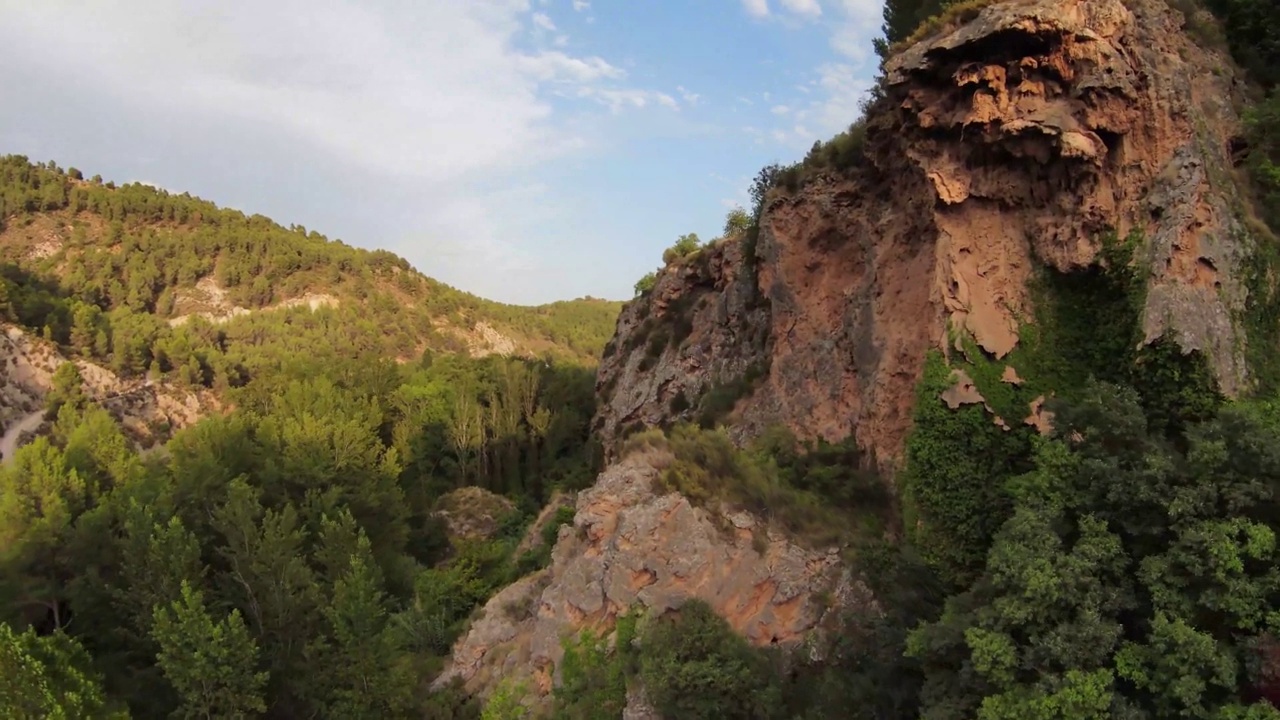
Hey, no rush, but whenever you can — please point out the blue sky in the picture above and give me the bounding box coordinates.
[0,0,883,305]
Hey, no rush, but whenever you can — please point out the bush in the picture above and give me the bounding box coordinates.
[662,233,702,265]
[553,614,638,719]
[639,600,782,720]
[623,424,859,547]
[633,272,657,297]
[723,207,751,237]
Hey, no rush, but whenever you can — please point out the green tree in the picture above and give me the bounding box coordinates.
[723,206,751,236]
[0,623,121,719]
[633,271,657,296]
[640,600,782,720]
[46,362,86,416]
[151,582,269,720]
[662,233,702,264]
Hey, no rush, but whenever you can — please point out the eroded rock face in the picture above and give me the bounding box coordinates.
[0,324,218,447]
[434,450,868,706]
[595,0,1250,467]
[593,239,770,454]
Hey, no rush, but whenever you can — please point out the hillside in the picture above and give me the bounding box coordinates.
[11,1,1280,719]
[0,154,622,378]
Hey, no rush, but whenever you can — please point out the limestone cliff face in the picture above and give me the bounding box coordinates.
[595,0,1251,467]
[594,239,770,450]
[434,450,870,707]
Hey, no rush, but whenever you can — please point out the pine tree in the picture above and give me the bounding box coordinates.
[151,582,269,720]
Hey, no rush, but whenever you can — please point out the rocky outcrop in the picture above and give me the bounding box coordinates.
[434,450,870,708]
[594,239,770,452]
[595,0,1252,468]
[0,324,218,448]
[434,487,518,544]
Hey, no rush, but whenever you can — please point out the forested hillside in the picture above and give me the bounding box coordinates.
[0,154,622,385]
[0,159,613,715]
[10,1,1280,719]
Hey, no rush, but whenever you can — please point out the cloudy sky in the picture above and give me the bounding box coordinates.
[0,0,883,305]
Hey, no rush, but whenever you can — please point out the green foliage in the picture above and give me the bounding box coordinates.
[903,229,1228,588]
[632,271,656,297]
[695,361,768,429]
[639,600,782,719]
[661,232,702,265]
[1200,0,1280,89]
[875,0,997,57]
[622,424,884,547]
[481,679,530,720]
[553,613,637,720]
[900,351,1030,587]
[0,623,122,719]
[151,582,269,719]
[908,381,1280,718]
[723,206,752,237]
[0,340,596,717]
[0,156,621,371]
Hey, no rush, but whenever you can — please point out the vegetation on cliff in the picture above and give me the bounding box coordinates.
[11,1,1280,719]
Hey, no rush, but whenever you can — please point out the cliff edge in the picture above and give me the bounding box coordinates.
[595,0,1251,468]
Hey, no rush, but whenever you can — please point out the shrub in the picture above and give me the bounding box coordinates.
[723,207,751,237]
[633,272,657,297]
[625,424,856,547]
[553,613,638,719]
[662,233,702,265]
[639,600,782,720]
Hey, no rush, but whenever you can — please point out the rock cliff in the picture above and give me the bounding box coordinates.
[595,0,1252,468]
[434,449,871,708]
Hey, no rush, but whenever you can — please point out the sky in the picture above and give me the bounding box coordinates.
[0,0,884,305]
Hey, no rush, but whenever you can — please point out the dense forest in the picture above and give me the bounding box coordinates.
[0,155,622,376]
[0,144,615,715]
[1,345,601,718]
[8,0,1280,719]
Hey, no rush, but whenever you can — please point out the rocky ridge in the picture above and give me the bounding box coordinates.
[435,449,872,708]
[594,0,1251,468]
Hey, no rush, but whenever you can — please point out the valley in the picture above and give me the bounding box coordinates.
[5,0,1280,718]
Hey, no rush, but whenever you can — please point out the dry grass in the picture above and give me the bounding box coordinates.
[890,0,1002,55]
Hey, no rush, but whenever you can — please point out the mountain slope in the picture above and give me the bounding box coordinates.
[0,155,622,379]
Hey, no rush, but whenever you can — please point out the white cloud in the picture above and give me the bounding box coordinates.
[827,0,883,59]
[677,85,701,106]
[532,12,556,31]
[0,1,674,184]
[742,0,770,18]
[554,34,569,47]
[0,0,690,304]
[572,0,590,10]
[779,0,822,16]
[518,52,624,83]
[566,87,679,113]
[743,0,880,148]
